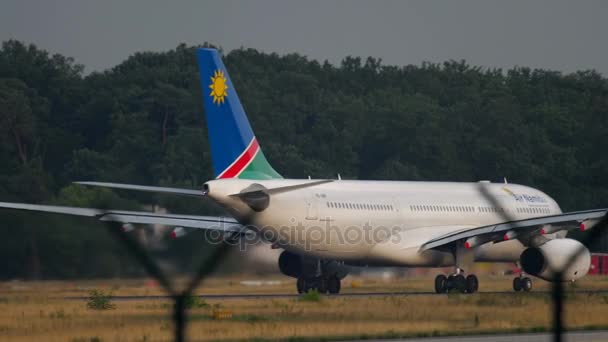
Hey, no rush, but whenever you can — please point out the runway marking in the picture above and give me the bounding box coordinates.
[341,330,608,342]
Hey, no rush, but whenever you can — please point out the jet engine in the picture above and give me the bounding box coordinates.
[520,238,590,281]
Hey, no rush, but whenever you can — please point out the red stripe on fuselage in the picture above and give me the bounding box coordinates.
[218,138,259,178]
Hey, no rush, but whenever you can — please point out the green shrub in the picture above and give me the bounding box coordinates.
[86,289,115,310]
[183,293,209,309]
[71,337,102,342]
[299,289,322,302]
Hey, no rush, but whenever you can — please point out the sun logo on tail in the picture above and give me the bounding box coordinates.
[209,70,228,105]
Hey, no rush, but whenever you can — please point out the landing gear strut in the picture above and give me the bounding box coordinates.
[435,271,478,294]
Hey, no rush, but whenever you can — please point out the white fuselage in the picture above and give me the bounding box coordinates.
[206,179,562,267]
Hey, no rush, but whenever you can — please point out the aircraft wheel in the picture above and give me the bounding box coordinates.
[296,277,305,294]
[513,277,522,292]
[318,278,328,294]
[327,276,341,294]
[454,274,466,293]
[435,274,448,293]
[521,277,533,292]
[465,274,479,293]
[446,275,455,290]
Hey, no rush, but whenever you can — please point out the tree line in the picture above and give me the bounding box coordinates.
[0,40,606,279]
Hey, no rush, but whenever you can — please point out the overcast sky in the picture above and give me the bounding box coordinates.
[1,0,607,74]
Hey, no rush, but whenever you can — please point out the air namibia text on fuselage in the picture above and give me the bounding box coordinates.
[502,187,547,203]
[512,193,547,203]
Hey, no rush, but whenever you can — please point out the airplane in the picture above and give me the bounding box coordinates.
[0,48,606,294]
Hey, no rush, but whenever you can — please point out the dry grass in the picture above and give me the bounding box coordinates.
[1,275,608,341]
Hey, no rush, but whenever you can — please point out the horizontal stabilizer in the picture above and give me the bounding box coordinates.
[0,201,243,232]
[75,181,204,197]
[231,179,334,197]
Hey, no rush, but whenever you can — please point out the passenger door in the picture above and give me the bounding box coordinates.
[305,195,318,220]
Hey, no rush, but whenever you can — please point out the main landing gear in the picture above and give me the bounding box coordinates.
[513,276,533,292]
[435,270,479,294]
[297,275,341,294]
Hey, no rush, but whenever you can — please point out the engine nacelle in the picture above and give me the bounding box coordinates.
[238,183,270,212]
[520,238,590,281]
[278,251,302,278]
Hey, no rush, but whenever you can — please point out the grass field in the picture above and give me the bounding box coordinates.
[1,275,608,341]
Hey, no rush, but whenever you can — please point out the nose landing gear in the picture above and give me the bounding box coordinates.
[513,276,533,292]
[513,262,533,292]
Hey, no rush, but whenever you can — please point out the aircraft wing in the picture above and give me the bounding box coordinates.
[421,208,608,251]
[0,201,243,232]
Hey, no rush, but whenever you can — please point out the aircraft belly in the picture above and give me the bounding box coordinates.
[474,240,526,262]
[365,227,457,267]
[251,211,376,260]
